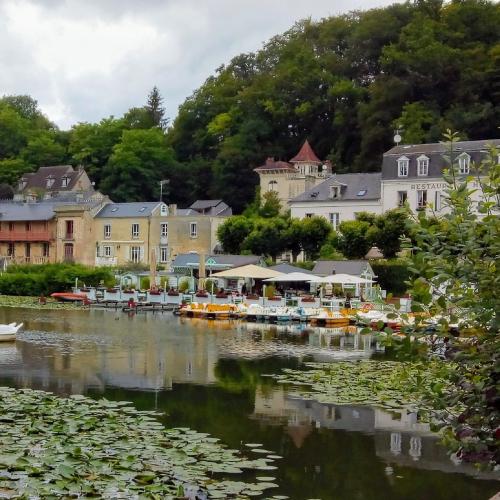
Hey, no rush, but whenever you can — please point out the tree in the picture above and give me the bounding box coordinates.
[284,218,303,262]
[21,133,67,168]
[69,117,126,186]
[299,216,332,260]
[368,208,410,258]
[259,190,281,218]
[0,105,30,158]
[244,218,288,261]
[0,159,33,186]
[0,183,14,199]
[336,220,372,259]
[407,132,499,467]
[216,216,254,254]
[146,86,168,130]
[100,128,177,202]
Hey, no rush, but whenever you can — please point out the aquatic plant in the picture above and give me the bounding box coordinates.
[266,359,456,418]
[0,387,281,498]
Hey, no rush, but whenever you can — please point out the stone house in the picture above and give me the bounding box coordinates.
[93,202,228,267]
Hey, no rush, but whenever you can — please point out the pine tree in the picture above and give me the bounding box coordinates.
[146,86,168,130]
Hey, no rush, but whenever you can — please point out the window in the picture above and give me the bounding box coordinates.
[18,179,27,190]
[434,191,442,211]
[131,223,139,238]
[25,243,30,259]
[130,246,141,263]
[7,243,14,256]
[398,191,408,207]
[46,177,55,188]
[65,220,74,239]
[42,243,49,257]
[268,180,278,191]
[160,222,168,238]
[25,222,31,232]
[9,222,14,232]
[329,213,340,230]
[160,246,168,263]
[458,153,470,174]
[104,224,111,239]
[330,185,341,199]
[305,213,313,218]
[417,155,429,176]
[190,222,198,238]
[417,190,427,209]
[61,176,69,188]
[64,243,74,261]
[103,246,112,257]
[357,189,367,197]
[397,156,409,177]
[160,204,168,216]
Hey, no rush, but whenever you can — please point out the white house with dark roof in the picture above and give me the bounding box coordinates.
[289,173,382,230]
[381,139,500,214]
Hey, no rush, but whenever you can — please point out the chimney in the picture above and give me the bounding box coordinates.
[266,157,274,165]
[169,204,177,216]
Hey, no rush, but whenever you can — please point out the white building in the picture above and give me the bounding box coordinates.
[381,139,500,213]
[289,173,382,230]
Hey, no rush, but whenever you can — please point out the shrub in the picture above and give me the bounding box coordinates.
[140,277,150,290]
[370,260,412,296]
[178,278,190,293]
[0,263,114,296]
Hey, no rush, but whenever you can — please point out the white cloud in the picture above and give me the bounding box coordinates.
[0,0,401,129]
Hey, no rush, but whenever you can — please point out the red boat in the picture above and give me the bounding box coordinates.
[50,292,89,302]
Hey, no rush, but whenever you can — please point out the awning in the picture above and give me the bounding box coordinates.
[263,272,319,282]
[210,264,283,279]
[309,273,374,284]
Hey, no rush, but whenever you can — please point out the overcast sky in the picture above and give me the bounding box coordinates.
[0,0,399,129]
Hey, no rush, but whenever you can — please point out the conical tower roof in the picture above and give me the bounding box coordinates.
[290,139,321,163]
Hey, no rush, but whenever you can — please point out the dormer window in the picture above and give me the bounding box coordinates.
[160,204,168,216]
[458,153,470,175]
[18,179,27,190]
[330,185,341,199]
[61,176,69,188]
[397,156,409,177]
[417,155,429,176]
[46,177,55,188]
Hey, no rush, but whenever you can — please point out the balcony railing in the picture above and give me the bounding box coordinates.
[95,256,117,266]
[0,256,50,265]
[0,231,53,242]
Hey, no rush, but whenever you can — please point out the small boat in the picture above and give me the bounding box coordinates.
[291,307,322,322]
[310,310,350,327]
[0,322,23,342]
[50,292,89,302]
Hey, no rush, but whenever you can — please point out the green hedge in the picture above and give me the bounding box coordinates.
[371,260,412,296]
[0,263,114,296]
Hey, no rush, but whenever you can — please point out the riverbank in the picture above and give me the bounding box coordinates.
[0,386,280,498]
[0,295,87,310]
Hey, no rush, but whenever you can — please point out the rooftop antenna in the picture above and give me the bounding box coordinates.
[159,179,169,202]
[394,126,403,146]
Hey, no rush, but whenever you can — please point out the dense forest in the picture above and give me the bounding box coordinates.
[0,0,498,211]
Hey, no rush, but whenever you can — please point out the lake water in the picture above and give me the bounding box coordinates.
[0,307,497,499]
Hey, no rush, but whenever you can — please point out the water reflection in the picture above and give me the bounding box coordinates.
[0,308,497,499]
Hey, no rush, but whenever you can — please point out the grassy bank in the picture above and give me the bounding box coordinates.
[0,295,87,310]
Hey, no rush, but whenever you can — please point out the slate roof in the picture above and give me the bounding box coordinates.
[95,202,161,218]
[0,198,102,222]
[254,158,295,172]
[312,260,374,277]
[290,140,321,163]
[189,200,232,216]
[269,263,314,274]
[172,253,262,269]
[19,165,88,193]
[382,139,500,180]
[291,173,381,203]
